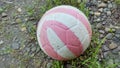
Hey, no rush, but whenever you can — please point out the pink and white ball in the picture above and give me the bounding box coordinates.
[37,5,92,61]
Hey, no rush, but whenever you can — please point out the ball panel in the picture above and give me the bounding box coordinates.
[82,35,91,51]
[66,29,83,56]
[39,21,68,60]
[67,45,83,57]
[44,5,92,38]
[57,46,76,59]
[70,22,89,43]
[47,28,65,51]
[43,45,67,60]
[45,13,77,28]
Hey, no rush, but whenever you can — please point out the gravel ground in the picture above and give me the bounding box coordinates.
[86,0,120,67]
[0,0,120,68]
[87,0,120,66]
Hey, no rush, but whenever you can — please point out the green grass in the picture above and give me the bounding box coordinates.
[23,0,119,68]
[115,0,120,5]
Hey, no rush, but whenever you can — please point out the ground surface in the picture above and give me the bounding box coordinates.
[0,0,120,68]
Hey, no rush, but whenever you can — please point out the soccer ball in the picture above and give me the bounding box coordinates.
[37,5,92,61]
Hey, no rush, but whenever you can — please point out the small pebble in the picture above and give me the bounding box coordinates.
[46,63,52,68]
[98,2,107,8]
[115,29,120,34]
[107,59,114,65]
[112,48,119,54]
[31,46,36,52]
[0,40,4,45]
[102,45,109,51]
[2,12,7,17]
[115,34,120,38]
[105,27,110,32]
[96,23,102,28]
[106,33,113,39]
[107,11,111,16]
[21,27,27,32]
[17,8,22,13]
[11,42,20,50]
[99,30,105,34]
[100,34,104,38]
[90,11,94,15]
[103,51,111,58]
[109,42,118,49]
[15,18,22,23]
[108,3,113,8]
[96,18,101,22]
[98,8,103,12]
[94,12,101,16]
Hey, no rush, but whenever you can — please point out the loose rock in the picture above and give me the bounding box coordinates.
[46,63,52,68]
[0,40,4,45]
[17,8,22,13]
[115,28,120,34]
[106,33,113,39]
[94,12,101,16]
[2,12,7,17]
[15,18,22,23]
[109,42,118,49]
[99,30,105,34]
[102,45,109,51]
[11,42,20,50]
[115,34,120,38]
[105,27,111,32]
[107,11,111,16]
[98,2,107,8]
[108,3,113,8]
[96,23,102,28]
[20,27,27,32]
[98,8,103,12]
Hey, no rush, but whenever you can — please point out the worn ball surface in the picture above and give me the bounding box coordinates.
[37,5,92,60]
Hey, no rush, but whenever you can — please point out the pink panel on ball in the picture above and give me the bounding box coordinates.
[66,30,83,56]
[42,20,83,57]
[40,21,67,60]
[44,6,92,38]
[43,45,67,60]
[67,45,83,56]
